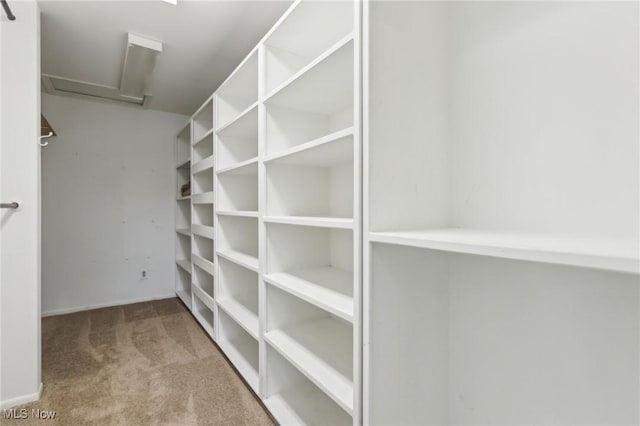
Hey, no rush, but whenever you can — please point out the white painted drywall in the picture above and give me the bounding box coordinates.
[41,93,188,316]
[0,1,42,409]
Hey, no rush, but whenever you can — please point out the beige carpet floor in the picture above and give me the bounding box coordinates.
[3,298,274,425]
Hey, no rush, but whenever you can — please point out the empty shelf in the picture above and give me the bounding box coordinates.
[264,318,353,413]
[176,259,191,273]
[369,229,640,274]
[217,250,259,272]
[192,254,215,276]
[192,224,214,239]
[264,127,353,165]
[192,156,214,174]
[176,289,191,309]
[219,337,259,393]
[191,192,214,204]
[192,283,215,311]
[217,210,259,218]
[176,228,191,237]
[264,267,353,322]
[264,216,353,229]
[217,298,259,340]
[216,157,258,175]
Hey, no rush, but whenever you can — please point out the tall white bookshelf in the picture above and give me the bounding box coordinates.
[191,96,216,338]
[175,122,192,309]
[363,2,640,425]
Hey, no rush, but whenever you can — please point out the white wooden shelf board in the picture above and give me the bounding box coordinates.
[265,38,353,115]
[216,157,258,176]
[192,128,214,147]
[176,159,190,170]
[217,298,259,340]
[264,378,352,426]
[264,318,353,414]
[369,229,640,274]
[192,283,215,312]
[216,101,259,134]
[192,254,215,276]
[192,156,214,174]
[176,259,191,274]
[176,289,191,309]
[191,192,214,205]
[264,127,353,165]
[176,228,191,237]
[192,224,215,239]
[216,210,259,218]
[265,33,354,103]
[176,195,191,201]
[264,267,353,322]
[264,216,353,230]
[219,338,259,393]
[217,250,259,272]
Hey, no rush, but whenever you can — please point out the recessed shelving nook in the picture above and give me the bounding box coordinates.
[364,1,639,425]
[175,121,192,308]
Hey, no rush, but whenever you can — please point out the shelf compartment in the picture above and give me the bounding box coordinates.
[175,267,191,310]
[192,281,215,312]
[193,262,214,300]
[192,224,214,239]
[264,127,353,164]
[266,285,353,414]
[176,200,191,229]
[265,39,354,157]
[216,157,258,176]
[369,229,640,274]
[217,250,259,273]
[192,254,215,276]
[192,99,213,142]
[265,346,352,426]
[218,166,258,213]
[175,232,191,265]
[176,166,191,201]
[218,309,260,393]
[265,223,353,286]
[218,257,259,339]
[176,123,191,167]
[218,215,258,264]
[193,131,214,162]
[192,292,214,337]
[217,51,258,129]
[192,155,214,175]
[264,267,353,322]
[217,210,258,218]
[368,243,640,425]
[192,167,214,194]
[193,234,214,264]
[265,135,353,220]
[176,159,190,170]
[216,105,258,170]
[192,204,213,228]
[191,192,213,205]
[176,259,191,274]
[264,1,354,94]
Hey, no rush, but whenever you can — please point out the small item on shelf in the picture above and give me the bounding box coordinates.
[181,182,191,197]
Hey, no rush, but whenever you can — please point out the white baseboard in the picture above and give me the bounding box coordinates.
[0,382,43,409]
[41,294,177,317]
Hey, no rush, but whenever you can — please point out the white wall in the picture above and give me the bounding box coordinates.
[0,1,42,408]
[41,93,188,316]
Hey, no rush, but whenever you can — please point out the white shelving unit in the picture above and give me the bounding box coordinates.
[363,2,640,425]
[175,122,192,308]
[190,96,216,339]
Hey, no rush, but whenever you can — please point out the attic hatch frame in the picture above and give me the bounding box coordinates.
[1,0,15,21]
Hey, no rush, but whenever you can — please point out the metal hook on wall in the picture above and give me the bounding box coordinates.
[39,132,54,147]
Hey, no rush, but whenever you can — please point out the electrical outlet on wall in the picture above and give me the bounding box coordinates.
[140,270,148,280]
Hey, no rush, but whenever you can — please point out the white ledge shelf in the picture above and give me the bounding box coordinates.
[192,156,214,174]
[176,159,190,170]
[176,259,191,274]
[216,157,258,176]
[192,254,215,276]
[191,192,214,205]
[265,33,354,102]
[264,267,353,323]
[264,319,353,414]
[192,128,214,147]
[192,283,215,311]
[192,224,214,239]
[216,101,259,134]
[217,250,259,272]
[176,228,191,237]
[176,195,191,201]
[217,210,259,218]
[369,229,640,274]
[264,216,353,230]
[217,298,259,340]
[264,127,353,164]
